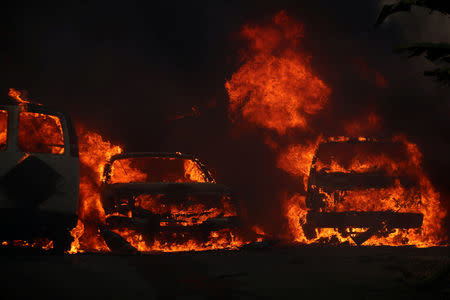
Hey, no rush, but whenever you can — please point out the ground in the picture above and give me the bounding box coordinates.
[1,244,449,300]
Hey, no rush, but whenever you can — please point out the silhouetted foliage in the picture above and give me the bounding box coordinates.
[424,67,450,85]
[395,43,450,62]
[376,0,450,86]
[375,0,449,26]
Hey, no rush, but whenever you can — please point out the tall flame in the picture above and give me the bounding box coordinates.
[225,11,331,134]
[70,129,123,253]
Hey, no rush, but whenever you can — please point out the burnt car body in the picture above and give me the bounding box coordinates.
[101,152,239,242]
[0,101,79,252]
[302,138,423,245]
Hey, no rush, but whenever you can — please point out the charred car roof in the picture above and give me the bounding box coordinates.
[103,152,216,184]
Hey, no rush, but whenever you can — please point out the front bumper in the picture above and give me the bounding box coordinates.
[302,210,423,240]
[305,211,423,228]
[106,215,239,233]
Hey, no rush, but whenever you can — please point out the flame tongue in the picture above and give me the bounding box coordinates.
[70,129,123,253]
[8,88,32,105]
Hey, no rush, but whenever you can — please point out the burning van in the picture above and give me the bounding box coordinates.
[0,100,79,252]
[301,137,424,245]
[100,152,239,248]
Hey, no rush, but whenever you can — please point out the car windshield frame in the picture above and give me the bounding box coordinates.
[309,139,420,190]
[312,140,409,174]
[103,152,216,184]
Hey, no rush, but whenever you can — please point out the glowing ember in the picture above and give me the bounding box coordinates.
[1,239,53,250]
[113,228,243,252]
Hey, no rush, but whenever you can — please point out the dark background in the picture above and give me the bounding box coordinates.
[1,0,449,238]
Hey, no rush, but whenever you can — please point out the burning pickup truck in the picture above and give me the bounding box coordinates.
[301,138,424,245]
[0,100,79,253]
[100,152,240,250]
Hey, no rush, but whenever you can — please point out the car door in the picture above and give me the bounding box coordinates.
[0,104,79,214]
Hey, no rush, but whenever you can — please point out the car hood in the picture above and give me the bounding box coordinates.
[312,171,417,193]
[102,182,232,196]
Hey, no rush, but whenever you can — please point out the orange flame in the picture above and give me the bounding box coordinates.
[8,88,31,104]
[69,129,123,253]
[277,140,320,189]
[225,11,331,134]
[184,159,209,182]
[113,228,243,252]
[18,112,65,154]
[0,110,8,148]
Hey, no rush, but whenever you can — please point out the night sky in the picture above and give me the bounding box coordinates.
[2,1,449,237]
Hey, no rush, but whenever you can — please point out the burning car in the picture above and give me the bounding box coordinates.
[301,137,424,245]
[0,99,79,253]
[100,152,239,249]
